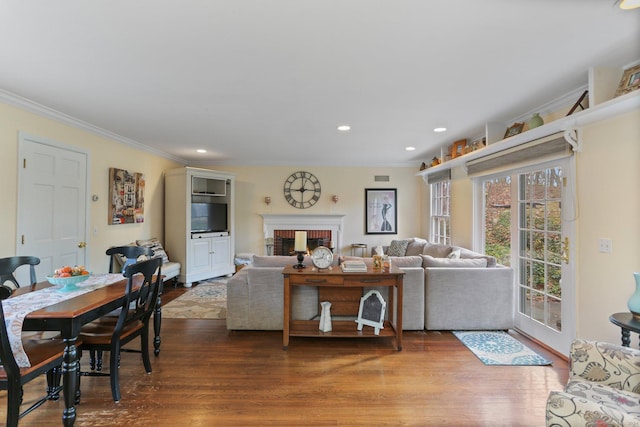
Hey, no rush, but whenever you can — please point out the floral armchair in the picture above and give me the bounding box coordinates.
[546,339,640,427]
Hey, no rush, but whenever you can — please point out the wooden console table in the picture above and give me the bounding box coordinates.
[282,265,404,351]
[609,312,640,348]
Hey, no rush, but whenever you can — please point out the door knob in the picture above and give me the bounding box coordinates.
[78,241,87,248]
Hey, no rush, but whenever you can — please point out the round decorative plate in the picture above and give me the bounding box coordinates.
[311,246,334,269]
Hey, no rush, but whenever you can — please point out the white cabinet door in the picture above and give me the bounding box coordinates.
[211,236,230,271]
[190,237,212,276]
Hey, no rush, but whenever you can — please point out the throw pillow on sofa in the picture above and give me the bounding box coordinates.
[388,239,411,256]
[422,244,453,258]
[136,238,170,263]
[421,255,487,268]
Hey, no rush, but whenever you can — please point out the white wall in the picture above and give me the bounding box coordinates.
[575,110,640,343]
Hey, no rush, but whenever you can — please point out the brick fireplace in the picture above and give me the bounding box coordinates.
[261,214,345,255]
[273,229,332,256]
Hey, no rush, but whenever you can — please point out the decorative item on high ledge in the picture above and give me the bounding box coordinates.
[504,122,525,139]
[615,64,640,97]
[528,113,544,129]
[628,272,640,319]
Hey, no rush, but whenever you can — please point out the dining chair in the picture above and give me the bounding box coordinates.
[0,291,70,426]
[106,246,154,273]
[0,256,40,290]
[79,256,162,402]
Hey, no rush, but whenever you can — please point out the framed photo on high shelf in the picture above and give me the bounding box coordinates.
[615,64,640,97]
[365,188,397,235]
[504,122,524,139]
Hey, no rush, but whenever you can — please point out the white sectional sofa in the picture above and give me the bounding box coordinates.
[226,238,514,331]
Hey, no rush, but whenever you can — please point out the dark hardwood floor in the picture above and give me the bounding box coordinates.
[5,284,568,426]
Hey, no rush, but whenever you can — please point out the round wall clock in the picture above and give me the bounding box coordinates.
[283,171,321,209]
[311,246,334,269]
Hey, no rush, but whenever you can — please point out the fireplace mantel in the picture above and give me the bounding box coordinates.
[261,214,345,254]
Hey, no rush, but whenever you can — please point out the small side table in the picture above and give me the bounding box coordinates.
[351,243,368,257]
[609,312,640,348]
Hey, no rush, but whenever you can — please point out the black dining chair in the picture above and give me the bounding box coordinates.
[79,256,162,402]
[106,246,154,273]
[0,256,40,290]
[0,290,71,426]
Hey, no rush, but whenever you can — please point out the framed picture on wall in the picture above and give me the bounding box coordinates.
[109,167,145,224]
[365,188,397,235]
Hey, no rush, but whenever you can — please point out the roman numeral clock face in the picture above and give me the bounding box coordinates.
[283,171,321,209]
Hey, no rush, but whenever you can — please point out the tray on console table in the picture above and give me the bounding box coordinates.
[282,265,404,351]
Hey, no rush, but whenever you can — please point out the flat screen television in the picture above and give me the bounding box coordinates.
[191,202,228,233]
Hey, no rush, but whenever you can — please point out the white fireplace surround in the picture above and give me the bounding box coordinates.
[261,214,345,254]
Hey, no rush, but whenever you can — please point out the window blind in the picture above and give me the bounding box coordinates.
[465,132,573,177]
[427,168,451,184]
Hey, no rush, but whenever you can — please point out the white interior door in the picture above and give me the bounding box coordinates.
[16,133,88,283]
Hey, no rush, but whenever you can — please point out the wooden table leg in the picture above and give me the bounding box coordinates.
[621,327,631,347]
[395,279,403,351]
[62,335,79,427]
[283,275,290,350]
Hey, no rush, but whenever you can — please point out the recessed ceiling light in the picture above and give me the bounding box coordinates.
[197,149,207,153]
[433,127,447,133]
[337,125,351,132]
[405,146,416,151]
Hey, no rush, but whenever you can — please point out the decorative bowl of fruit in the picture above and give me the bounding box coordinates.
[47,266,90,291]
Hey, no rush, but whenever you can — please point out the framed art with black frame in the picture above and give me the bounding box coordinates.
[365,188,397,234]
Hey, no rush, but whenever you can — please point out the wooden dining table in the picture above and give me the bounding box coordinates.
[14,276,144,427]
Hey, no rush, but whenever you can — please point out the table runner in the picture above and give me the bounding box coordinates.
[2,273,124,367]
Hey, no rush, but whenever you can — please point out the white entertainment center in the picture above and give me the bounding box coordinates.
[164,167,235,287]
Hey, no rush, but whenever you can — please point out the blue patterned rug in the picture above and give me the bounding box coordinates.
[453,331,552,366]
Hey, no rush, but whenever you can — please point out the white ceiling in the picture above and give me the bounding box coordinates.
[1,1,638,167]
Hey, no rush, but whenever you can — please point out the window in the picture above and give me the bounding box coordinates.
[430,180,451,244]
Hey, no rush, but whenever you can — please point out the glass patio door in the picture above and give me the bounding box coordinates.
[514,159,575,354]
[480,158,575,354]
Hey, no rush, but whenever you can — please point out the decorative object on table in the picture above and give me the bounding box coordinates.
[372,254,383,269]
[162,278,227,319]
[294,231,307,268]
[527,113,544,129]
[108,167,145,225]
[283,171,321,209]
[341,260,368,272]
[365,188,397,234]
[47,265,90,291]
[628,272,640,318]
[615,63,640,97]
[504,122,525,139]
[356,290,386,335]
[382,255,392,272]
[319,301,332,332]
[450,139,467,159]
[566,90,588,116]
[453,331,551,366]
[311,246,333,269]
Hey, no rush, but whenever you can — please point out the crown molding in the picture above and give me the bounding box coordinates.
[0,88,187,165]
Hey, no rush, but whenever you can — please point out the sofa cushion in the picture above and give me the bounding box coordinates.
[136,238,170,263]
[405,238,429,256]
[421,255,487,268]
[455,247,498,268]
[388,239,411,256]
[422,244,453,258]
